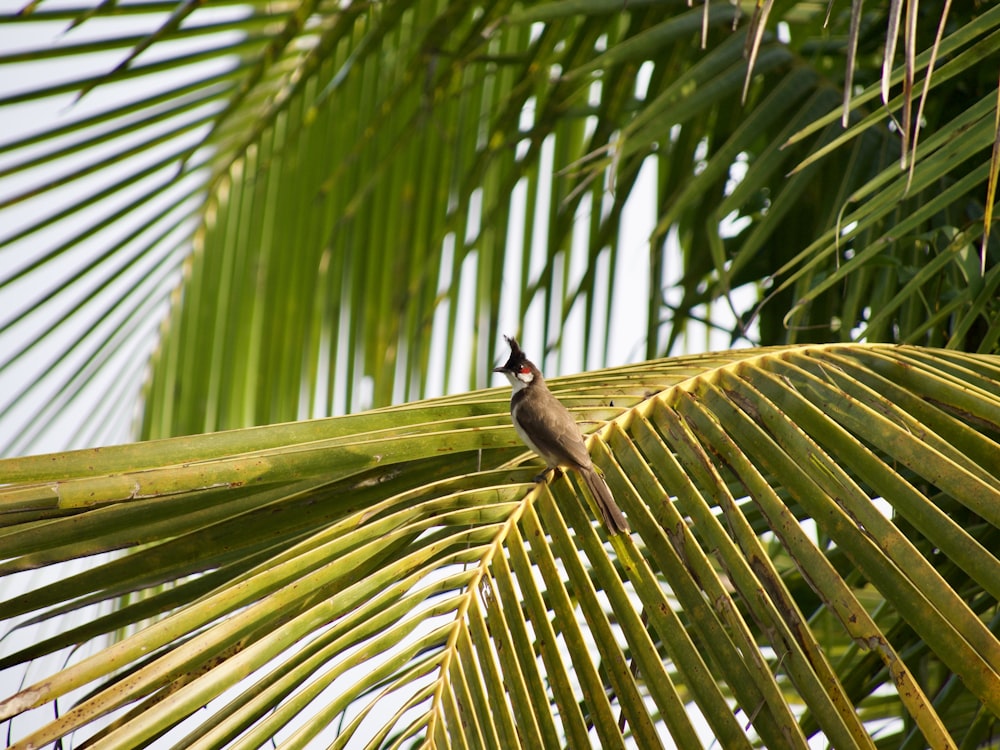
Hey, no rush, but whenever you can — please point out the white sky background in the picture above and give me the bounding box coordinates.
[0,2,237,455]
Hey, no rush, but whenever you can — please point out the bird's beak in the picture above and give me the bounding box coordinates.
[492,366,507,374]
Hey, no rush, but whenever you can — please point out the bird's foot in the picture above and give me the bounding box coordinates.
[533,467,562,483]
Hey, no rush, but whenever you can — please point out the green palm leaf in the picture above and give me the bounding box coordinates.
[4,2,997,458]
[3,344,998,747]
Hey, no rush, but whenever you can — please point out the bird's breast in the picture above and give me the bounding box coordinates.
[510,399,541,455]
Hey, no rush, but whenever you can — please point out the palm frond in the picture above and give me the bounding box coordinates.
[2,344,998,747]
[3,0,998,459]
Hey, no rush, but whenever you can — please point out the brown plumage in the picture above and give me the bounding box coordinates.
[494,336,630,534]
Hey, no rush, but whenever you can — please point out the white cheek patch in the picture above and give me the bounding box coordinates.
[516,370,534,384]
[503,370,530,392]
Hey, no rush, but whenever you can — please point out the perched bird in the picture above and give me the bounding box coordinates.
[493,336,630,534]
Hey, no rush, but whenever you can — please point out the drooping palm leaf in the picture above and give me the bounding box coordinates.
[2,344,998,747]
[3,2,997,459]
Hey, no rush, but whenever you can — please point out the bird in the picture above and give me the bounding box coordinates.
[493,335,630,535]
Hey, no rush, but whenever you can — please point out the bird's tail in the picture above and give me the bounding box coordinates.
[581,467,630,534]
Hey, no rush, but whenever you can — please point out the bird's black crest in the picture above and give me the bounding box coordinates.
[498,335,529,373]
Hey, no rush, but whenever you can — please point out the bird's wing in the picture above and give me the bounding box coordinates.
[514,388,593,469]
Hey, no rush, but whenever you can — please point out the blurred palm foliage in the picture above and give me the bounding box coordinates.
[0,0,997,454]
[1,0,999,748]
